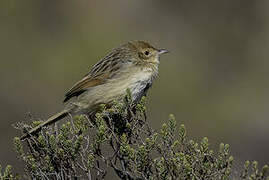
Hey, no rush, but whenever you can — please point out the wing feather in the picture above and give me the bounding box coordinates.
[63,77,106,102]
[63,48,128,102]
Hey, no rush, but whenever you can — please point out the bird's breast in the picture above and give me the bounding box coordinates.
[126,69,154,101]
[75,66,157,112]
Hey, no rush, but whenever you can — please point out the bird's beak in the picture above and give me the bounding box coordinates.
[158,49,169,54]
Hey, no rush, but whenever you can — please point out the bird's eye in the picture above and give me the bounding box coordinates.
[144,50,150,56]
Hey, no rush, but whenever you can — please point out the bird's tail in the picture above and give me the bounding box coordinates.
[20,109,70,140]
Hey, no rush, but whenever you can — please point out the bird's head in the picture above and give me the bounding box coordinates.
[120,40,168,65]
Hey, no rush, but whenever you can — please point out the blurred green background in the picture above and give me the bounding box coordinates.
[0,0,268,174]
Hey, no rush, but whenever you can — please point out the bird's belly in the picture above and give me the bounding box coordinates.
[103,70,153,102]
[128,79,152,102]
[75,69,154,112]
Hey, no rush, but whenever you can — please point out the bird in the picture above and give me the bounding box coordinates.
[20,40,168,140]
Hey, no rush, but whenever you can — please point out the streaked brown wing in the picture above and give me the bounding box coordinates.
[63,49,126,102]
[63,75,108,102]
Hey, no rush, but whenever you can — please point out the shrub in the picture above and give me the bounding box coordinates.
[4,93,269,179]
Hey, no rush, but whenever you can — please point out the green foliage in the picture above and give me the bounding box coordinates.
[0,165,20,180]
[6,93,269,179]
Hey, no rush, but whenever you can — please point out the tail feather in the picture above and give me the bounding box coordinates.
[20,109,70,140]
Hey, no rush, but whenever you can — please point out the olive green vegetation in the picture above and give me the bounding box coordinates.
[2,92,268,179]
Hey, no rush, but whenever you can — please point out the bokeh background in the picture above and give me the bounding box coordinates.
[1,0,268,176]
